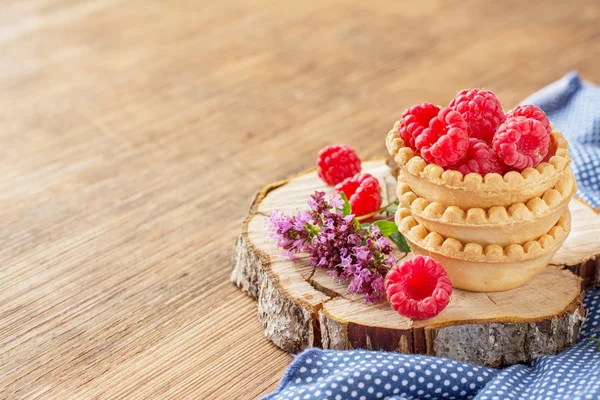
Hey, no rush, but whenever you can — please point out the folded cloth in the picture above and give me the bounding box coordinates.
[263,73,600,400]
[521,71,600,210]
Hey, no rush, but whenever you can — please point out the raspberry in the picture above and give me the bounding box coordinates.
[335,173,382,217]
[398,103,440,150]
[415,107,469,167]
[493,116,550,170]
[507,105,552,135]
[385,255,452,320]
[317,145,361,185]
[452,138,504,175]
[449,89,506,145]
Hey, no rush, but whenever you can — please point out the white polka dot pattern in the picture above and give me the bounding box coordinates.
[520,71,600,209]
[263,289,600,399]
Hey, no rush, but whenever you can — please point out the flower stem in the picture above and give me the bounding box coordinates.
[356,202,398,222]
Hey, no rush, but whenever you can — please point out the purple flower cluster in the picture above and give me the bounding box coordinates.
[345,225,396,302]
[268,209,313,259]
[269,191,396,302]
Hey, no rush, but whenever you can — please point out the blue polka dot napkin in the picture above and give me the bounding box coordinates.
[521,71,600,209]
[263,73,600,400]
[264,290,599,400]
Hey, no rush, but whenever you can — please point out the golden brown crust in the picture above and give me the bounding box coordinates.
[395,206,571,263]
[397,171,576,226]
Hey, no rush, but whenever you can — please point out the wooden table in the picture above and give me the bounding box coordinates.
[1,1,599,398]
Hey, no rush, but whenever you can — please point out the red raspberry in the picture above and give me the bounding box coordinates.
[385,255,452,320]
[317,145,361,185]
[398,103,440,150]
[507,105,552,135]
[449,89,506,145]
[452,138,504,175]
[493,117,550,170]
[335,173,382,217]
[415,107,469,167]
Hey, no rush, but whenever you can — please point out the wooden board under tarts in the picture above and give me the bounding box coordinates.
[552,197,600,288]
[231,160,600,366]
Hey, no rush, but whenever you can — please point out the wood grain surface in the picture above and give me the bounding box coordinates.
[0,1,599,399]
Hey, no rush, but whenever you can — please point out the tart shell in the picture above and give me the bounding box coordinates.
[397,170,577,247]
[396,207,572,292]
[386,121,572,209]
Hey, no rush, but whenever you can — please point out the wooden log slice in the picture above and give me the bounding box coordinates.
[551,198,600,288]
[232,160,599,366]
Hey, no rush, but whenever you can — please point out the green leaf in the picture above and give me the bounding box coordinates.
[590,337,600,351]
[389,230,410,253]
[361,222,370,229]
[339,192,351,216]
[372,220,398,237]
[353,218,361,230]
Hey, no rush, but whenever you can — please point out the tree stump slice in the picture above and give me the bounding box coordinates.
[551,198,600,288]
[232,160,599,366]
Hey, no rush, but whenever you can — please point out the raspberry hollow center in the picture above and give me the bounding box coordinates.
[386,255,452,320]
[405,269,436,300]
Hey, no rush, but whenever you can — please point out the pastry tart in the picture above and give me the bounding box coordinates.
[395,207,572,292]
[397,170,577,247]
[386,121,571,209]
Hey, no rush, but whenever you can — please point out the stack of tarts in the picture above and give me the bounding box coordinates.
[387,90,575,292]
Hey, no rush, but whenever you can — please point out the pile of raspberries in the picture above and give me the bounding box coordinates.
[399,89,552,174]
[314,90,553,218]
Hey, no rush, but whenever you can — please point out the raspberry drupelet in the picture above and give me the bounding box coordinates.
[335,173,382,217]
[449,88,506,145]
[507,105,552,135]
[415,107,470,167]
[493,116,550,171]
[316,145,361,185]
[385,255,452,320]
[398,102,440,150]
[452,138,504,175]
